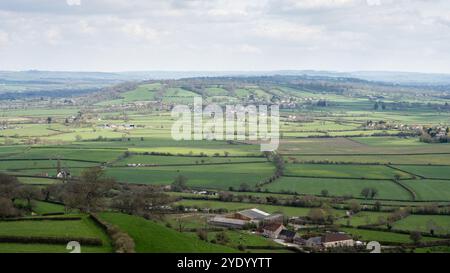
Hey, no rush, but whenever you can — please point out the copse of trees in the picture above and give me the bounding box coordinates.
[360,187,378,199]
[0,173,42,217]
[61,167,117,213]
[171,175,189,192]
[112,184,173,218]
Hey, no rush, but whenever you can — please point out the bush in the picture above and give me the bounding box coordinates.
[0,198,19,218]
[0,235,102,246]
[90,214,135,253]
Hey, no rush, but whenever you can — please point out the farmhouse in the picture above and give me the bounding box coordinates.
[321,233,354,248]
[262,223,285,239]
[303,233,354,248]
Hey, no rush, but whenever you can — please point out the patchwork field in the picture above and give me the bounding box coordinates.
[263,177,412,200]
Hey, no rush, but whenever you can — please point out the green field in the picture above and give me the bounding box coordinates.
[402,180,450,201]
[337,211,391,227]
[98,212,237,253]
[392,165,450,180]
[263,177,412,200]
[0,215,112,253]
[284,164,413,179]
[341,228,439,244]
[105,163,274,189]
[392,215,450,235]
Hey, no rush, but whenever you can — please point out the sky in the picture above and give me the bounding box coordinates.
[0,0,450,73]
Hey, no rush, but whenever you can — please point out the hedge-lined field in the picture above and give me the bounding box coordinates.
[105,163,275,190]
[98,212,237,253]
[0,243,109,253]
[263,177,412,200]
[336,211,391,227]
[402,180,450,201]
[284,164,413,179]
[0,215,112,253]
[340,228,439,244]
[114,154,267,166]
[6,148,124,163]
[392,165,450,180]
[393,215,450,235]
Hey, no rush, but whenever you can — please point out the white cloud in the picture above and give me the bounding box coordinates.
[238,44,262,54]
[366,0,382,6]
[45,27,63,45]
[120,22,162,42]
[0,0,449,72]
[66,0,81,6]
[0,31,9,47]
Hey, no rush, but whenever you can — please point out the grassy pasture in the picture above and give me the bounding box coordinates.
[393,215,450,235]
[263,177,412,200]
[284,164,413,179]
[0,159,98,171]
[402,180,450,201]
[114,154,267,166]
[98,212,236,253]
[0,243,109,253]
[336,211,390,227]
[32,201,65,215]
[0,217,105,239]
[105,162,274,189]
[6,147,124,162]
[18,177,59,185]
[392,165,450,180]
[287,154,450,165]
[341,228,439,244]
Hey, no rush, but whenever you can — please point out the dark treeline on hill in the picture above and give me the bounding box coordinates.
[0,88,101,100]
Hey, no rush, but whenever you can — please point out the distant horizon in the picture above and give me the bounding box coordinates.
[3,69,450,76]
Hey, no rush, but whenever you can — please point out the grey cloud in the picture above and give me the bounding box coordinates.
[0,0,450,72]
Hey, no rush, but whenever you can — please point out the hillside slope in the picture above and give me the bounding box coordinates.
[98,212,238,253]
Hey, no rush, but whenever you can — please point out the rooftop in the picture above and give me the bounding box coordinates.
[321,233,352,243]
[263,223,283,232]
[238,208,270,220]
[279,229,296,238]
[209,216,247,226]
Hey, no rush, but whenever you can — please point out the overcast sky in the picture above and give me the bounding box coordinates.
[0,0,450,73]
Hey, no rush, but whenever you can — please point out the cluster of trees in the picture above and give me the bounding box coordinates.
[386,208,410,230]
[171,175,189,192]
[373,101,386,110]
[44,167,174,218]
[360,187,378,199]
[0,173,41,218]
[216,191,324,208]
[307,205,335,224]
